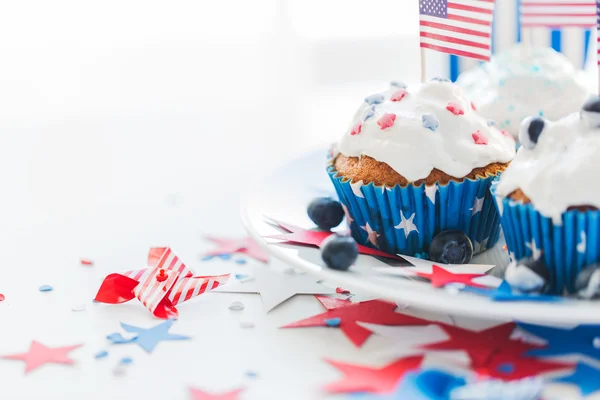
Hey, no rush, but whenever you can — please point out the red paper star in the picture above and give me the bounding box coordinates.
[1,341,82,373]
[377,113,397,130]
[266,219,403,260]
[282,297,427,347]
[324,355,424,394]
[472,130,488,145]
[203,236,268,263]
[416,265,487,289]
[315,295,353,309]
[350,123,362,136]
[446,101,464,116]
[390,89,407,102]
[189,387,244,400]
[420,323,516,367]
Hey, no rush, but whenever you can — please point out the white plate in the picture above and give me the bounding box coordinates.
[241,149,600,324]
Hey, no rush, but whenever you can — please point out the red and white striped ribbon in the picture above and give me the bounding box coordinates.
[167,274,229,305]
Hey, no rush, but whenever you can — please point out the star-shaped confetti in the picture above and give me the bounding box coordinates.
[446,101,464,116]
[282,297,428,347]
[265,219,402,260]
[189,387,244,400]
[215,267,335,312]
[555,362,600,396]
[361,222,380,247]
[518,323,600,361]
[377,113,396,130]
[323,355,423,394]
[420,323,516,367]
[111,319,190,353]
[416,265,487,289]
[472,130,488,145]
[203,236,268,263]
[1,341,82,374]
[390,89,407,102]
[394,210,419,238]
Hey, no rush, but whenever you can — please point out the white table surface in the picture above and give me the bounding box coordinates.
[0,2,594,399]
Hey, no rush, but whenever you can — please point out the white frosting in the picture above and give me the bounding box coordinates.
[496,112,600,223]
[337,81,515,182]
[457,45,591,138]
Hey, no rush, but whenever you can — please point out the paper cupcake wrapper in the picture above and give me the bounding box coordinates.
[327,164,502,258]
[491,181,600,294]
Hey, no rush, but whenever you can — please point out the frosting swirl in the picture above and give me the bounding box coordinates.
[457,45,591,138]
[495,109,600,223]
[337,80,515,182]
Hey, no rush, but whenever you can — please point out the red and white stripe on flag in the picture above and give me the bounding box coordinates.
[133,248,192,312]
[167,275,229,305]
[521,0,596,28]
[419,0,495,61]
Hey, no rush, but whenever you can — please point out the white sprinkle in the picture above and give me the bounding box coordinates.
[229,301,245,311]
[239,321,255,329]
[71,304,86,312]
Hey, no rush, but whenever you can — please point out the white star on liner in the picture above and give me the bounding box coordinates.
[350,181,365,198]
[341,203,354,225]
[394,211,419,239]
[525,239,543,261]
[380,185,392,194]
[214,267,335,312]
[473,237,489,253]
[470,196,485,216]
[373,255,495,276]
[577,231,587,254]
[425,184,438,204]
[361,222,380,247]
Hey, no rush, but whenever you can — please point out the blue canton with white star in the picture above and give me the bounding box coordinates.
[420,0,448,18]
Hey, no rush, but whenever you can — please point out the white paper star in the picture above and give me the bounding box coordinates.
[425,184,438,204]
[350,181,365,198]
[577,231,587,254]
[341,203,354,225]
[214,267,335,312]
[470,196,484,216]
[361,222,380,247]
[525,239,542,261]
[394,211,419,238]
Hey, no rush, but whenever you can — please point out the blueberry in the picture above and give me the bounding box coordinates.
[429,230,473,264]
[307,197,345,230]
[504,258,549,294]
[321,234,358,271]
[519,116,545,150]
[580,96,600,128]
[575,263,600,299]
[430,77,451,83]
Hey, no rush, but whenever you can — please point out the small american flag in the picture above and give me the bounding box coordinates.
[521,0,596,28]
[419,0,495,62]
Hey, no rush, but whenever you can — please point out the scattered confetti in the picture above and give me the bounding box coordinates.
[71,304,86,312]
[487,120,497,126]
[235,273,250,280]
[234,259,247,265]
[94,350,109,359]
[0,293,5,302]
[39,285,53,292]
[109,319,190,353]
[1,341,82,374]
[200,255,214,261]
[377,113,396,130]
[421,113,439,131]
[470,102,477,111]
[446,101,464,116]
[239,321,255,329]
[189,387,245,400]
[335,287,350,294]
[229,301,245,311]
[218,254,232,260]
[80,259,93,266]
[119,357,133,365]
[324,317,341,327]
[245,370,258,379]
[365,94,384,105]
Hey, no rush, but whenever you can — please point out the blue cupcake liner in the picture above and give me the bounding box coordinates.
[491,181,600,294]
[327,163,502,257]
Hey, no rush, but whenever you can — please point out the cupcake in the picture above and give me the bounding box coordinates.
[493,97,600,294]
[328,79,516,258]
[457,45,591,139]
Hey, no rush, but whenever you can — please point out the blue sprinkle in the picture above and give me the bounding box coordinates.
[218,253,232,260]
[200,255,214,261]
[497,363,515,374]
[95,350,109,359]
[235,273,249,280]
[390,81,408,89]
[245,370,258,379]
[324,317,341,327]
[235,259,247,265]
[421,113,439,131]
[39,285,53,292]
[120,357,133,365]
[364,94,384,105]
[487,120,496,127]
[538,110,544,116]
[363,105,376,121]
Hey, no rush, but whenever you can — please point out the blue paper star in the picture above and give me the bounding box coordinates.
[555,362,600,396]
[518,323,600,360]
[352,370,465,399]
[118,319,190,353]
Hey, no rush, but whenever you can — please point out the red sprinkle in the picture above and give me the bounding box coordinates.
[500,129,513,139]
[472,130,488,145]
[446,102,464,116]
[377,113,396,130]
[350,123,362,136]
[390,89,407,102]
[0,294,5,302]
[80,259,93,266]
[336,287,351,294]
[471,102,477,111]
